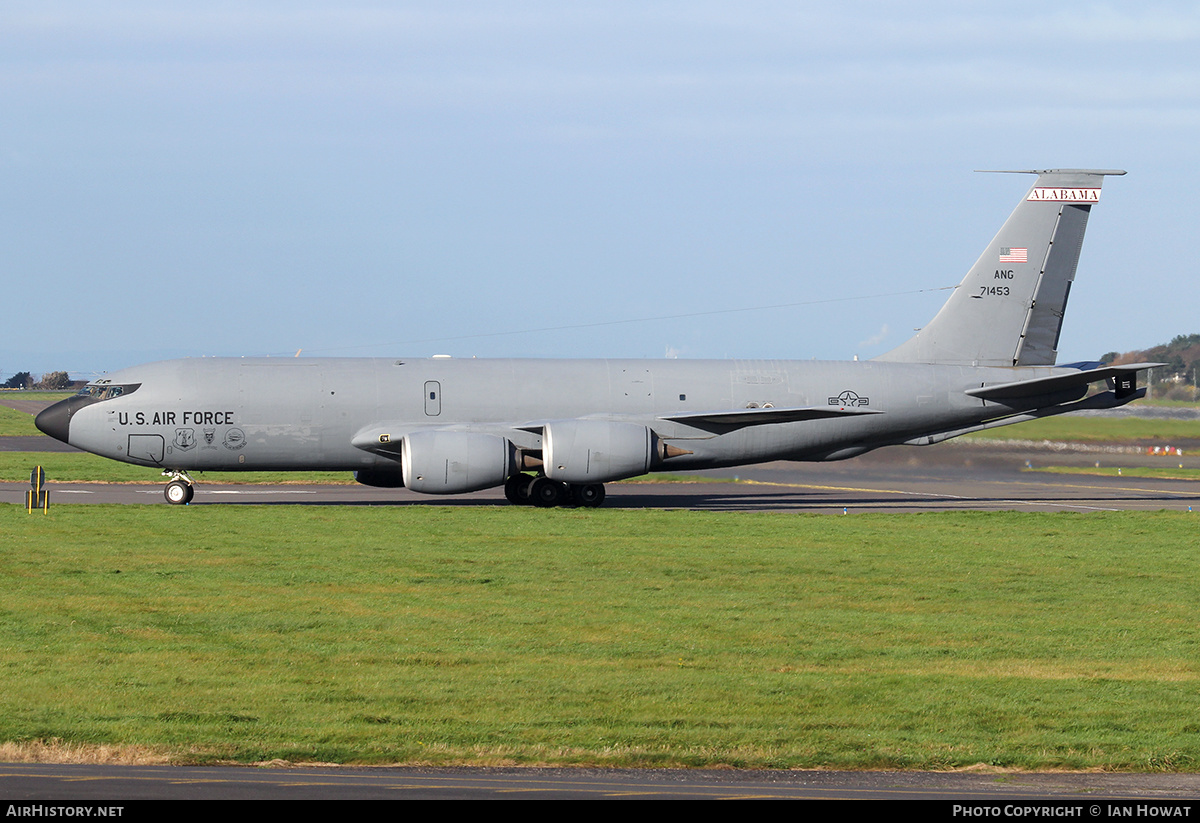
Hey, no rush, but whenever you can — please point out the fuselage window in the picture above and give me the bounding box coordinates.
[77,383,139,402]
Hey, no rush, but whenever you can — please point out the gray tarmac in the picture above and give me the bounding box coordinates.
[3,763,1200,801]
[0,435,79,452]
[5,439,1198,513]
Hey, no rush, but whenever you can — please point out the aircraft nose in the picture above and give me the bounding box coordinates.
[35,398,74,444]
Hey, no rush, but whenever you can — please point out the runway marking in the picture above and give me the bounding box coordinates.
[736,478,967,498]
[1053,480,1200,495]
[1001,501,1120,512]
[131,489,317,496]
[739,476,1191,498]
[736,480,1122,511]
[202,490,317,495]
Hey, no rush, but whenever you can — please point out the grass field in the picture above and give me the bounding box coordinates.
[0,405,46,438]
[0,451,354,485]
[1028,466,1200,481]
[963,414,1200,444]
[4,505,1200,769]
[0,392,73,437]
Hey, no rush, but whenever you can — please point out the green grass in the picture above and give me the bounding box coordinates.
[965,414,1200,443]
[0,405,44,438]
[0,393,73,436]
[0,452,355,485]
[1027,465,1200,481]
[4,505,1200,769]
[1140,397,1200,408]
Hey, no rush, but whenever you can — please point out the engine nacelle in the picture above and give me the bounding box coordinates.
[353,468,406,488]
[543,419,654,483]
[401,430,514,494]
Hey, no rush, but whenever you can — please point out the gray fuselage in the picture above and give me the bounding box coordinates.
[50,356,1073,475]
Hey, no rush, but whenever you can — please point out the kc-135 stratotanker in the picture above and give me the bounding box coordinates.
[37,169,1160,506]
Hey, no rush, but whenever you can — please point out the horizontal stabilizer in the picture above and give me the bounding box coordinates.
[965,363,1163,401]
[661,405,883,430]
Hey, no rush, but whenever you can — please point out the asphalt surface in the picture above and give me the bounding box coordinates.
[5,441,1198,512]
[4,763,1200,801]
[0,435,79,452]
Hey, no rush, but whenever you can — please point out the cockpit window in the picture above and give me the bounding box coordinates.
[76,383,140,401]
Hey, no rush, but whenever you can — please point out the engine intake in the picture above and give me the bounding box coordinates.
[543,419,658,483]
[401,430,515,494]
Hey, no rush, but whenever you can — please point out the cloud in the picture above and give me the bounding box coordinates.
[858,325,889,350]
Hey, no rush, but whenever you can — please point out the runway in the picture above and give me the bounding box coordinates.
[3,762,1200,801]
[5,442,1199,513]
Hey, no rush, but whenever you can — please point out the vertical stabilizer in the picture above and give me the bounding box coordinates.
[875,169,1124,367]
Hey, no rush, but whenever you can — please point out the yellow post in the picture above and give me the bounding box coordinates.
[27,465,48,514]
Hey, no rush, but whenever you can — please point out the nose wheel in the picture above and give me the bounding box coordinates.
[162,471,196,505]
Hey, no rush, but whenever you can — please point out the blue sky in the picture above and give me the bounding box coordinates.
[3,1,1198,378]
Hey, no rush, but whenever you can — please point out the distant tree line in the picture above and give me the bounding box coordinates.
[1104,333,1200,401]
[2,372,32,389]
[2,371,73,390]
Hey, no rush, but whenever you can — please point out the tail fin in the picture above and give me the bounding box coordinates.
[875,168,1125,367]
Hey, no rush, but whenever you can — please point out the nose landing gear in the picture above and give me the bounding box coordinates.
[162,470,196,505]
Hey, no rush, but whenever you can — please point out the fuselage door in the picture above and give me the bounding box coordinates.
[127,433,165,464]
[424,381,441,416]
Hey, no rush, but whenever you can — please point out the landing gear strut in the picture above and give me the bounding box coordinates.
[505,474,605,508]
[162,470,196,505]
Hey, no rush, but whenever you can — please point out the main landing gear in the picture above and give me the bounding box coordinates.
[162,470,196,505]
[504,473,605,508]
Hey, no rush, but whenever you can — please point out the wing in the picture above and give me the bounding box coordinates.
[965,362,1163,402]
[658,404,883,432]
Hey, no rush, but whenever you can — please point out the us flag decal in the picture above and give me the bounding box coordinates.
[999,247,1028,264]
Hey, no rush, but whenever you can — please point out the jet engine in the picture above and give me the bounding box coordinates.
[401,430,515,494]
[543,419,656,484]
